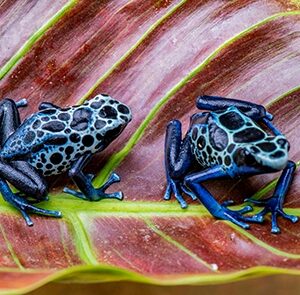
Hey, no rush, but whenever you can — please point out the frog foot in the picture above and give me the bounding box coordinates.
[164,178,197,209]
[213,201,253,229]
[63,172,123,201]
[245,197,298,233]
[5,192,61,226]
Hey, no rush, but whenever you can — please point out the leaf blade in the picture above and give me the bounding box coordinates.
[0,1,300,294]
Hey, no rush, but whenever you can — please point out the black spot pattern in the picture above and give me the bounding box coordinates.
[50,153,63,164]
[270,151,284,158]
[257,142,276,152]
[96,133,103,141]
[46,163,53,169]
[36,163,43,169]
[95,120,106,129]
[82,135,94,147]
[208,123,228,151]
[23,131,36,144]
[219,111,245,130]
[58,113,70,121]
[70,133,80,143]
[191,128,198,141]
[277,138,288,149]
[41,116,50,122]
[43,121,66,132]
[233,128,264,143]
[227,143,235,153]
[207,146,212,155]
[44,136,68,146]
[25,94,132,176]
[99,106,118,119]
[91,101,104,109]
[32,144,44,153]
[217,156,222,165]
[70,108,92,131]
[65,146,74,155]
[32,120,41,129]
[117,104,130,114]
[41,153,46,163]
[224,156,231,166]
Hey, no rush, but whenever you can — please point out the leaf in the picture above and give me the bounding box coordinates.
[0,0,300,294]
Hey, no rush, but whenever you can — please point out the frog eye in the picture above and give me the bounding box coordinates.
[244,151,257,166]
[197,136,206,149]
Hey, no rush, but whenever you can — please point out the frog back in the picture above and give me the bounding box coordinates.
[189,106,275,170]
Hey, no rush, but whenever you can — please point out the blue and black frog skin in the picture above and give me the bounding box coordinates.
[164,95,297,233]
[0,94,132,226]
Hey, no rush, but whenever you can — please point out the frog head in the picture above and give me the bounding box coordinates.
[84,94,132,150]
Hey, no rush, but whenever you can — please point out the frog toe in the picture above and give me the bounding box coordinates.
[164,178,188,208]
[215,205,252,229]
[7,193,62,226]
[163,183,172,200]
[237,205,253,214]
[99,172,121,192]
[20,210,33,227]
[279,210,299,223]
[181,185,197,201]
[99,191,123,200]
[63,187,87,200]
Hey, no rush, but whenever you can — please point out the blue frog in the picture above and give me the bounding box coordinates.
[0,94,132,226]
[164,95,297,233]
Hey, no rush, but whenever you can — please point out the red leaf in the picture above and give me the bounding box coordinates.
[0,1,300,293]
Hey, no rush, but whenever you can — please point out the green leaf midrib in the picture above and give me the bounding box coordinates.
[2,197,300,261]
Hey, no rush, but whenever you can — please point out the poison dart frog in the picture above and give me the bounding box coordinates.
[164,95,297,233]
[0,94,131,226]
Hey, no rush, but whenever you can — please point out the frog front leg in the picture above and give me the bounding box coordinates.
[0,99,61,226]
[63,153,123,201]
[164,120,198,208]
[184,166,253,229]
[246,161,298,233]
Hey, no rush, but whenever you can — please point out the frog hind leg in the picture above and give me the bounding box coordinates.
[164,120,197,208]
[184,166,253,229]
[196,95,272,120]
[0,99,61,226]
[63,153,123,201]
